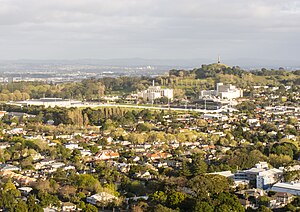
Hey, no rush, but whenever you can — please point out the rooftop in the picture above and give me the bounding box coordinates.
[272,182,300,190]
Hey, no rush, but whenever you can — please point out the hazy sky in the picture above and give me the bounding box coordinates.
[0,0,299,61]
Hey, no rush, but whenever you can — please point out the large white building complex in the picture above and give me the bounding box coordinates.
[234,162,283,190]
[200,83,243,100]
[137,83,173,102]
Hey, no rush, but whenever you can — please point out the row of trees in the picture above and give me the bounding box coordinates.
[2,104,168,126]
[0,76,155,101]
[0,79,105,101]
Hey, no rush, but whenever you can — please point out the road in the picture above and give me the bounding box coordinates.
[67,103,237,113]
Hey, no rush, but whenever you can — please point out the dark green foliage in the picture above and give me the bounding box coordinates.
[284,170,300,182]
[136,123,151,132]
[124,181,147,196]
[284,203,297,212]
[28,195,43,212]
[271,142,298,159]
[224,149,268,170]
[194,201,214,212]
[190,153,208,175]
[82,204,98,212]
[256,205,272,212]
[290,196,300,207]
[153,204,178,212]
[38,191,61,208]
[213,192,245,212]
[15,200,29,212]
[179,154,208,178]
[194,64,245,79]
[166,190,186,209]
[189,175,231,200]
[258,196,270,207]
[236,101,257,112]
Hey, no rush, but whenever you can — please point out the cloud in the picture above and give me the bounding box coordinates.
[0,0,299,61]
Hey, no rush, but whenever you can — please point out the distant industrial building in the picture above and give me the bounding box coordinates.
[200,83,243,100]
[10,98,82,108]
[137,82,173,102]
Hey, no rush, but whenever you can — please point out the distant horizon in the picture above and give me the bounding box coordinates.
[0,57,299,70]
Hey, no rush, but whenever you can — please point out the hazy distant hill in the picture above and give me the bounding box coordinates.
[0,58,299,70]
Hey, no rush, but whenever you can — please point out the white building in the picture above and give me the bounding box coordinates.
[87,192,118,205]
[80,149,92,157]
[202,114,228,121]
[64,143,79,150]
[61,202,77,212]
[200,83,243,100]
[272,182,300,196]
[0,164,20,172]
[256,168,283,190]
[18,187,33,195]
[234,162,283,190]
[255,162,269,169]
[0,142,11,149]
[6,128,26,135]
[208,171,234,178]
[137,82,173,102]
[11,98,82,108]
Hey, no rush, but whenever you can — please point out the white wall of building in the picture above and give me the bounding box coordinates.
[256,169,283,189]
[137,86,173,102]
[200,83,243,100]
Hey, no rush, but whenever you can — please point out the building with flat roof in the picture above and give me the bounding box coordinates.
[272,182,300,196]
[200,83,243,100]
[137,82,173,102]
[256,169,283,190]
[209,171,234,178]
[234,162,283,189]
[10,98,82,108]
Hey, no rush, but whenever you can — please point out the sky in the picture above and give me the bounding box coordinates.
[0,0,299,62]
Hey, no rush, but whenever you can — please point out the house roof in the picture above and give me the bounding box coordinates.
[274,192,293,198]
[89,192,117,201]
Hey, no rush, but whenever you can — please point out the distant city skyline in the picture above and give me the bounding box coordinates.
[0,0,299,65]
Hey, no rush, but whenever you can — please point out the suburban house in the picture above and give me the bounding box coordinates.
[61,202,77,212]
[146,152,172,161]
[87,192,118,205]
[95,150,120,160]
